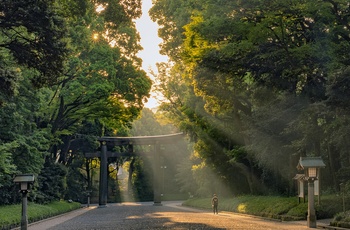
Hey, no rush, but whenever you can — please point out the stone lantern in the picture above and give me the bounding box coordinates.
[297,157,325,228]
[14,174,35,230]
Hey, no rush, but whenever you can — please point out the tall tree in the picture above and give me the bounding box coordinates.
[0,0,68,96]
[0,0,152,205]
[151,0,350,194]
[37,0,152,163]
[36,0,152,202]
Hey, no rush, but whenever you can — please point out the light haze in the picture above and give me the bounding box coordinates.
[136,0,168,109]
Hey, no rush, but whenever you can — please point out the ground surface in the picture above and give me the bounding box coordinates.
[20,201,331,230]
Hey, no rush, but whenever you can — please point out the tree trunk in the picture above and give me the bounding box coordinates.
[327,143,339,191]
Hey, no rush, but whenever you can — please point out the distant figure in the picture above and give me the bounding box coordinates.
[212,194,219,214]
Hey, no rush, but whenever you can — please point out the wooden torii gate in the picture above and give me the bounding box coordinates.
[85,133,184,207]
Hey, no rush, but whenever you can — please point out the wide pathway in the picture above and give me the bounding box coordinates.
[24,201,328,230]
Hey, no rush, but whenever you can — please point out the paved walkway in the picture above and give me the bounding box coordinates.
[15,201,334,230]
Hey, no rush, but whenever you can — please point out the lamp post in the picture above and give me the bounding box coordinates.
[297,157,325,228]
[306,167,317,228]
[13,174,35,230]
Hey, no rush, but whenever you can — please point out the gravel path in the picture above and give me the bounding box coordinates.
[22,201,329,230]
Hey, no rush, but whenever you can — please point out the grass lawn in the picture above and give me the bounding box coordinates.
[0,200,81,229]
[182,194,349,223]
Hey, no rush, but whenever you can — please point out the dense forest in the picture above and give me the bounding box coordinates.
[1,0,350,205]
[0,0,154,204]
[149,0,350,196]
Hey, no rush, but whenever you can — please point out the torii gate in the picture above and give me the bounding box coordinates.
[85,133,184,207]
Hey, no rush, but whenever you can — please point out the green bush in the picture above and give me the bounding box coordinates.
[285,202,307,219]
[332,211,350,228]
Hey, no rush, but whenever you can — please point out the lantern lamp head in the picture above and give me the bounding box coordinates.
[297,157,325,180]
[308,167,317,178]
[14,174,35,192]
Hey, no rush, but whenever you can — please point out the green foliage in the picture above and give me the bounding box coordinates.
[151,0,350,196]
[0,76,51,204]
[2,0,350,212]
[0,0,68,89]
[130,157,153,201]
[175,156,198,196]
[42,0,152,166]
[333,211,350,228]
[0,143,17,176]
[131,109,176,136]
[285,202,308,219]
[0,0,150,207]
[128,109,190,201]
[64,153,89,203]
[0,201,80,229]
[36,159,68,204]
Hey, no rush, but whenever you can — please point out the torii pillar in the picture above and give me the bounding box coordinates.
[99,141,108,207]
[153,142,162,205]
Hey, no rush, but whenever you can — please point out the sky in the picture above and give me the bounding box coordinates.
[135,0,168,109]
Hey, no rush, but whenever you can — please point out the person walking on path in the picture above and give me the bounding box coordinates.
[212,194,219,214]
